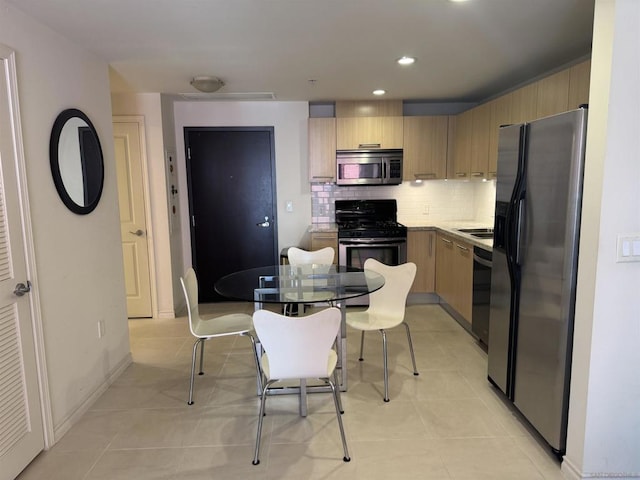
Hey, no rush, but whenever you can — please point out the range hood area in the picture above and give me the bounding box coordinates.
[335,149,403,186]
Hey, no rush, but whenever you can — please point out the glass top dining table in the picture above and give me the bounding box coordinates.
[214,264,385,414]
[214,264,385,306]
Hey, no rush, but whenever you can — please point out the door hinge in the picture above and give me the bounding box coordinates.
[191,215,196,227]
[187,147,191,160]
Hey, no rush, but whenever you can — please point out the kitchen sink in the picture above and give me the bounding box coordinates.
[457,228,494,234]
[469,232,494,239]
[456,228,494,240]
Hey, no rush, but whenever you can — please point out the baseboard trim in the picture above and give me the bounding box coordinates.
[561,457,640,480]
[157,309,176,319]
[51,352,133,445]
[407,292,439,304]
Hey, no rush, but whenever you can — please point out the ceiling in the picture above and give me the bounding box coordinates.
[8,0,595,103]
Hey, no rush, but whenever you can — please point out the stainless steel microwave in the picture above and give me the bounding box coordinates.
[336,149,403,186]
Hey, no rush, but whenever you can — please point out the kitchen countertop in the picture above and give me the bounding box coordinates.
[308,223,338,233]
[403,221,493,252]
[309,222,493,252]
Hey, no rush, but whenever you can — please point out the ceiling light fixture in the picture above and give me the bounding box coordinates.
[397,56,416,66]
[373,89,386,96]
[190,76,225,93]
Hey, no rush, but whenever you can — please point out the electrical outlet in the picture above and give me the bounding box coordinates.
[286,200,293,212]
[98,320,105,338]
[423,204,430,215]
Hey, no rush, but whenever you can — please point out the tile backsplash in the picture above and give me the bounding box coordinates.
[312,180,496,226]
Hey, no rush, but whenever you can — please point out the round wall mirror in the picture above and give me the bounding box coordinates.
[50,108,104,214]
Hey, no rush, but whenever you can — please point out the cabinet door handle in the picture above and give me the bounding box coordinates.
[358,143,381,149]
[471,172,484,177]
[441,238,452,245]
[455,243,469,252]
[455,172,467,177]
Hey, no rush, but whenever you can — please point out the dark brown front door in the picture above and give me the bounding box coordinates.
[185,127,278,302]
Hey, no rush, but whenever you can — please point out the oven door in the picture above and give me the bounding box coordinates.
[338,238,407,305]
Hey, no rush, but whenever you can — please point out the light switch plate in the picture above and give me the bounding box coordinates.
[616,234,640,263]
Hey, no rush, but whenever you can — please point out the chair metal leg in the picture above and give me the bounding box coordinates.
[358,330,365,361]
[198,338,205,375]
[381,329,389,402]
[402,322,419,376]
[245,333,264,393]
[327,378,351,462]
[333,369,344,414]
[188,338,201,405]
[253,380,275,465]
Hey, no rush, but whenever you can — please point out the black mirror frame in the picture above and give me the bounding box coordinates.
[49,108,104,215]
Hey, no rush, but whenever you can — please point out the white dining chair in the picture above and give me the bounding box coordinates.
[251,307,350,465]
[284,246,335,315]
[346,258,418,402]
[180,267,261,405]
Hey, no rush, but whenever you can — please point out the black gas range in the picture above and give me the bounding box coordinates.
[335,199,407,240]
[335,200,407,304]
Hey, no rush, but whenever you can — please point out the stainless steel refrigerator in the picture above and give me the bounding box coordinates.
[487,107,588,455]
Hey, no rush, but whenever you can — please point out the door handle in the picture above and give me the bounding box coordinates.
[129,229,145,236]
[14,281,31,297]
[256,216,270,228]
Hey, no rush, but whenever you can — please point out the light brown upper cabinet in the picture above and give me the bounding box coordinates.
[536,69,570,119]
[335,100,403,150]
[449,109,472,179]
[470,102,492,180]
[568,59,591,110]
[336,116,403,150]
[487,93,513,177]
[403,116,449,181]
[511,82,538,124]
[335,100,402,118]
[308,117,336,182]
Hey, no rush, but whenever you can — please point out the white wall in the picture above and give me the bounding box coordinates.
[0,1,130,440]
[111,93,175,318]
[173,101,310,271]
[565,0,640,478]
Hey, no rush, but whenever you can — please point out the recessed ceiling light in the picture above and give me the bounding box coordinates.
[397,56,416,66]
[373,89,386,96]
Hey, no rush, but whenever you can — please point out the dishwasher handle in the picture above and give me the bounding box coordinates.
[473,250,493,268]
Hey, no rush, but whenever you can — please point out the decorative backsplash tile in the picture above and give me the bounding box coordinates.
[311,180,496,225]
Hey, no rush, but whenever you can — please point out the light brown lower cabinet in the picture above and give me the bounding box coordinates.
[310,232,338,265]
[435,233,473,324]
[407,230,436,293]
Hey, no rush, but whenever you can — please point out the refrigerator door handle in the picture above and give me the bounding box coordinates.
[514,198,525,266]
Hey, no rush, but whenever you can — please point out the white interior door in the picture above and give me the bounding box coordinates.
[113,119,153,318]
[0,45,44,480]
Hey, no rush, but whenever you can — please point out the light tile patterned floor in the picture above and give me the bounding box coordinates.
[17,304,564,480]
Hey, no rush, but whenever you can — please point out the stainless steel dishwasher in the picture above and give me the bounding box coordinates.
[472,246,492,346]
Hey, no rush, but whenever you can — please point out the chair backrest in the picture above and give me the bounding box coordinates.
[364,258,416,321]
[253,307,341,380]
[287,247,334,266]
[180,267,201,337]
